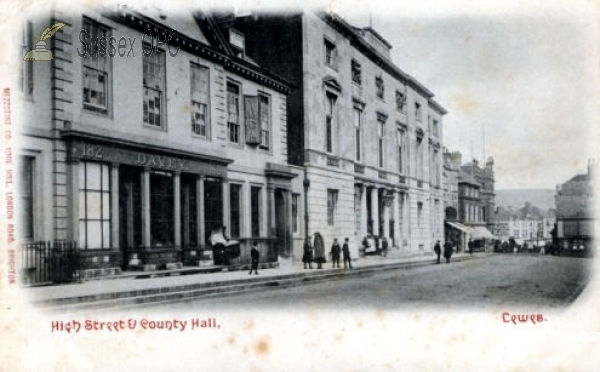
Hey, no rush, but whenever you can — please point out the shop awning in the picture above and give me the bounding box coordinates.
[445,222,473,234]
[471,226,496,240]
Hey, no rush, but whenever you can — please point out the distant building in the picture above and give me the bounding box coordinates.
[554,160,595,253]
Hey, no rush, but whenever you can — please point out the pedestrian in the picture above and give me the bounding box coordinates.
[302,240,313,269]
[313,232,326,269]
[434,240,441,264]
[342,237,353,269]
[468,239,474,255]
[443,240,453,263]
[330,238,341,268]
[249,242,260,275]
[381,237,389,257]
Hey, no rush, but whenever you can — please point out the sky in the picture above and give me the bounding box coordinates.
[335,0,599,190]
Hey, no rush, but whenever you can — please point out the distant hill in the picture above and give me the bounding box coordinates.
[495,189,555,211]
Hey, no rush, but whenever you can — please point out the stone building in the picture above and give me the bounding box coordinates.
[223,10,447,258]
[15,7,299,278]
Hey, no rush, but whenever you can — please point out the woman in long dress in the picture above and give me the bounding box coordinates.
[313,232,326,269]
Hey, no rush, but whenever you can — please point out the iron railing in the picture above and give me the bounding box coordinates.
[19,241,80,286]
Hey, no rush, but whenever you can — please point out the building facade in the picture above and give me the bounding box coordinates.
[554,160,595,253]
[16,7,300,278]
[227,11,447,258]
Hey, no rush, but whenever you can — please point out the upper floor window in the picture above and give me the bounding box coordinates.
[190,63,209,137]
[354,107,362,162]
[397,128,405,173]
[324,38,338,69]
[415,102,422,122]
[18,156,35,240]
[227,82,241,144]
[378,119,385,168]
[375,75,384,100]
[395,90,405,112]
[327,189,338,226]
[433,119,439,136]
[351,59,362,85]
[325,93,336,154]
[259,95,270,150]
[82,19,111,115]
[21,21,34,97]
[143,45,166,127]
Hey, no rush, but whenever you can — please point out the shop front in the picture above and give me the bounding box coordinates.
[65,132,232,276]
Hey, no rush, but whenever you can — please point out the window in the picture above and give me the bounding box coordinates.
[325,93,336,153]
[327,189,338,226]
[143,44,166,127]
[251,186,261,237]
[150,172,174,246]
[292,193,299,234]
[21,21,34,97]
[229,184,241,238]
[416,136,424,181]
[18,156,35,240]
[351,59,361,85]
[395,90,405,112]
[415,102,422,122]
[190,64,209,137]
[417,202,423,227]
[204,178,223,245]
[324,38,337,69]
[375,75,384,99]
[79,162,111,249]
[354,107,362,162]
[378,119,385,168]
[227,82,241,144]
[433,119,439,136]
[82,19,111,114]
[259,95,270,150]
[397,129,405,173]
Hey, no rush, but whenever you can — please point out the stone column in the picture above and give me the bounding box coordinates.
[110,163,119,249]
[141,168,151,247]
[393,191,400,248]
[67,161,79,243]
[173,172,181,247]
[360,185,367,238]
[268,185,276,236]
[371,187,379,237]
[382,190,390,239]
[196,176,205,246]
[222,179,229,231]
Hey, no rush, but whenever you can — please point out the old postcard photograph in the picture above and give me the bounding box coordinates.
[0,0,598,370]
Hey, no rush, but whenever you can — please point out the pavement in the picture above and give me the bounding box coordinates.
[24,251,483,313]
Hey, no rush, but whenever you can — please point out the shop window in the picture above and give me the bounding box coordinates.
[18,156,35,240]
[227,82,241,144]
[351,59,361,85]
[229,184,242,238]
[150,172,174,246]
[327,189,338,226]
[190,63,210,137]
[251,186,261,237]
[204,178,223,244]
[79,162,111,249]
[143,45,166,128]
[82,19,111,115]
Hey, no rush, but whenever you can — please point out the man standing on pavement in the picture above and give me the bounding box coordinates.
[342,237,353,269]
[434,240,441,264]
[330,238,341,268]
[443,240,453,264]
[249,242,260,275]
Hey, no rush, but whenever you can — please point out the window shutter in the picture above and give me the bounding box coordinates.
[244,96,261,145]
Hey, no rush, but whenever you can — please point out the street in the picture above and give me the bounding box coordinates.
[145,255,592,311]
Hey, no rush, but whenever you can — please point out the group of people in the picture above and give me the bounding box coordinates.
[303,233,353,270]
[433,240,454,264]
